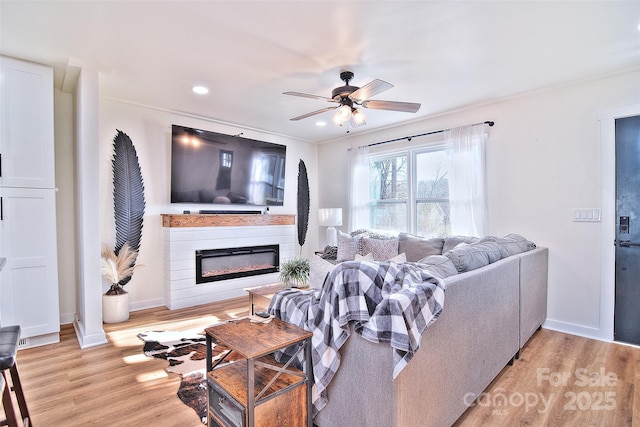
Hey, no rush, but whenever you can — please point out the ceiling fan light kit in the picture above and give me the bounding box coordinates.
[334,104,354,125]
[284,70,421,129]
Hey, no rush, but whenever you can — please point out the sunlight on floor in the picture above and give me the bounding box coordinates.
[225,309,245,319]
[123,353,150,364]
[136,369,168,382]
[106,329,144,347]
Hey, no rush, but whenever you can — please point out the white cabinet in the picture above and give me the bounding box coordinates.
[0,187,60,338]
[0,56,55,189]
[0,56,59,346]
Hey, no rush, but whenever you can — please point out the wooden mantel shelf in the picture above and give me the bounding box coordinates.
[161,213,295,228]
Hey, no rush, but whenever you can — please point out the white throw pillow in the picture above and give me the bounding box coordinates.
[309,256,335,289]
[355,253,375,261]
[388,252,407,263]
[337,231,361,261]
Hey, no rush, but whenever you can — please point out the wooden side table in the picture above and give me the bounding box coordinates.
[244,283,286,315]
[205,317,313,427]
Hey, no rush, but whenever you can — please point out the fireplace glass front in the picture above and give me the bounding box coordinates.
[195,245,279,284]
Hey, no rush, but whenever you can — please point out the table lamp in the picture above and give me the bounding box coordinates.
[319,208,343,246]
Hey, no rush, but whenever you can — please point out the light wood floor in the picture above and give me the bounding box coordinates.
[4,297,640,427]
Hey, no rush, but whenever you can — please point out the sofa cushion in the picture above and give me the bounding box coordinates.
[442,235,480,253]
[444,240,503,273]
[481,234,533,258]
[361,237,399,261]
[310,255,336,289]
[398,233,444,262]
[417,255,458,278]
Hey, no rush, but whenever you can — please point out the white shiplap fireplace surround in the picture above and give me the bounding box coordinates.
[162,214,296,309]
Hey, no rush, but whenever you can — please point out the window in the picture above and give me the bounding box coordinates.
[414,149,450,237]
[369,154,408,232]
[368,145,451,237]
[250,153,286,203]
[215,150,233,190]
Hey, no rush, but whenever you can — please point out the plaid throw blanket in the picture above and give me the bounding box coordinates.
[269,260,446,413]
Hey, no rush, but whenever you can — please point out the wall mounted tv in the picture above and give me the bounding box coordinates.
[171,125,286,206]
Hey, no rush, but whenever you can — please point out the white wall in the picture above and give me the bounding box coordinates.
[317,69,640,341]
[53,89,76,324]
[98,99,318,311]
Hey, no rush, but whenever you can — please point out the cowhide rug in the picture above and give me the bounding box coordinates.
[137,329,232,425]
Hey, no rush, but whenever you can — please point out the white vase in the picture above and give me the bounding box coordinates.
[288,278,309,289]
[102,292,130,323]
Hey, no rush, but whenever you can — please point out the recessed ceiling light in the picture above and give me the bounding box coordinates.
[315,121,327,127]
[192,85,209,95]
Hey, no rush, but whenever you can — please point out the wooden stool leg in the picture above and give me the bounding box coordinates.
[1,370,19,427]
[8,363,31,426]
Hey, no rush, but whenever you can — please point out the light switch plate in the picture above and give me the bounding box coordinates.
[573,208,601,222]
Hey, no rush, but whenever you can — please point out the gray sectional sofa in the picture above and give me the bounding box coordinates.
[313,244,548,427]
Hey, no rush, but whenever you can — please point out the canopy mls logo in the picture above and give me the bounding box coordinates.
[464,367,619,415]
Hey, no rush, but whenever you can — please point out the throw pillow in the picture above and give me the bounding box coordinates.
[355,253,375,261]
[319,245,338,261]
[417,255,458,278]
[398,233,445,262]
[360,237,399,261]
[309,255,335,290]
[388,252,407,263]
[355,252,406,263]
[337,231,361,261]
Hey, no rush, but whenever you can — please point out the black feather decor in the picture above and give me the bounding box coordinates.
[297,159,310,250]
[112,130,146,285]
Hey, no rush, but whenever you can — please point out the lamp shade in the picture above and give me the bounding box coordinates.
[319,208,343,227]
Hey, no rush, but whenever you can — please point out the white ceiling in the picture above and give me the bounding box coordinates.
[1,1,639,143]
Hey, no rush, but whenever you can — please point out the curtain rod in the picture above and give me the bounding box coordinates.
[361,120,495,149]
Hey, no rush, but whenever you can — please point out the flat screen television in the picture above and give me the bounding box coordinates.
[170,125,286,206]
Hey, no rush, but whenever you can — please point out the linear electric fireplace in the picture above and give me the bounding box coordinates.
[195,245,280,284]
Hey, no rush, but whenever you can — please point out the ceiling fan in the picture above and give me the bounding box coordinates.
[283,71,421,128]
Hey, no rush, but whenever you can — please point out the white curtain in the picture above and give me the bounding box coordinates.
[445,124,488,237]
[348,145,370,231]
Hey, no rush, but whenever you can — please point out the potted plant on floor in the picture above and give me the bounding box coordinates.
[279,257,310,288]
[101,243,140,323]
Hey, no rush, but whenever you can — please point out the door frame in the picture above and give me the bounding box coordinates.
[598,103,640,342]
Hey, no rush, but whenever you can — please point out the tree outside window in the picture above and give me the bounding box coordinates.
[415,149,450,237]
[368,146,450,237]
[369,154,408,232]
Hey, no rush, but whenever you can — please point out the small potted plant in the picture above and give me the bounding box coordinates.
[100,242,140,323]
[279,257,310,288]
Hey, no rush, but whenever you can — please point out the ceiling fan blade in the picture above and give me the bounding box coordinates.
[290,106,337,121]
[283,91,337,103]
[349,79,394,103]
[361,100,421,113]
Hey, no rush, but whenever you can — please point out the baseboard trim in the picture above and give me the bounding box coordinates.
[17,332,59,349]
[543,319,612,343]
[129,298,165,312]
[60,312,75,325]
[73,318,107,348]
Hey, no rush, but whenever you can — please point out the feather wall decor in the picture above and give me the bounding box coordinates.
[112,130,146,286]
[297,160,310,250]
